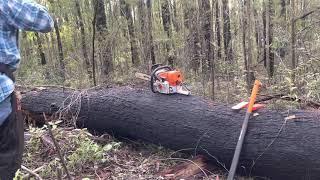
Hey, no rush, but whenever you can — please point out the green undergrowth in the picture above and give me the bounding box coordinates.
[18,126,229,179]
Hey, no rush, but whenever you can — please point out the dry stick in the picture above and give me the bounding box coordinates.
[257,94,320,108]
[21,165,43,180]
[22,165,45,179]
[57,166,63,180]
[294,6,320,22]
[43,113,72,180]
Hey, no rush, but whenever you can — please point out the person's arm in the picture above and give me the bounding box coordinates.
[0,0,54,32]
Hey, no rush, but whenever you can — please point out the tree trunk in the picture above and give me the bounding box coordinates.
[74,0,92,79]
[53,18,65,81]
[121,0,140,66]
[280,0,286,18]
[185,1,200,73]
[147,0,156,65]
[222,0,233,62]
[245,0,254,90]
[199,0,213,77]
[242,2,247,83]
[265,0,275,78]
[96,0,113,81]
[34,32,46,65]
[291,0,296,82]
[161,0,174,66]
[172,0,180,32]
[215,0,222,60]
[138,1,148,65]
[21,87,320,180]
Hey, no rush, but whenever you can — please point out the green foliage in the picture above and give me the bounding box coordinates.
[67,138,121,171]
[13,170,23,180]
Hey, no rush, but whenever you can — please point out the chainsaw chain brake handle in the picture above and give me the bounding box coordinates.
[247,80,262,113]
[150,65,173,93]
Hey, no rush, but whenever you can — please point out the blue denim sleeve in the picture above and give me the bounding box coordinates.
[0,96,12,126]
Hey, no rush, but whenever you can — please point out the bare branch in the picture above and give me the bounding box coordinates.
[294,6,320,22]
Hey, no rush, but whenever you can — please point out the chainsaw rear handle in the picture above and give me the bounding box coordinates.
[150,65,173,93]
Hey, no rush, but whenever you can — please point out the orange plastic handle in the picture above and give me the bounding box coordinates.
[247,80,262,113]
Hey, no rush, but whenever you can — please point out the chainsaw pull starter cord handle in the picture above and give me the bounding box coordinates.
[227,80,262,180]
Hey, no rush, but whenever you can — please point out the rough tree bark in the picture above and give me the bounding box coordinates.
[265,0,275,78]
[120,0,140,66]
[244,0,254,90]
[138,1,148,65]
[199,0,213,76]
[191,24,201,74]
[184,1,200,73]
[34,32,46,65]
[96,0,113,81]
[53,18,65,81]
[161,0,174,66]
[291,0,296,82]
[21,87,320,180]
[280,0,286,19]
[74,0,92,79]
[172,0,180,32]
[146,0,156,65]
[222,0,233,62]
[199,0,214,97]
[215,0,222,60]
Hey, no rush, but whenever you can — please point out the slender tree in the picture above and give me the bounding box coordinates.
[183,1,200,73]
[74,0,91,78]
[265,0,275,77]
[146,0,156,65]
[199,0,214,77]
[96,0,113,80]
[138,1,148,65]
[244,0,255,89]
[120,0,140,66]
[222,0,233,62]
[161,0,174,66]
[53,18,65,81]
[172,0,180,32]
[215,0,222,59]
[35,32,46,65]
[290,0,296,81]
[281,0,286,18]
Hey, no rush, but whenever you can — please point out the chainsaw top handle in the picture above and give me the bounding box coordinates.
[150,65,173,93]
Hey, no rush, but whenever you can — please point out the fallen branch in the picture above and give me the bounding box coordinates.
[294,6,320,22]
[257,94,320,109]
[43,113,72,180]
[21,165,43,180]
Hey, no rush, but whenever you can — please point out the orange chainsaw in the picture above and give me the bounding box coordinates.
[135,64,191,95]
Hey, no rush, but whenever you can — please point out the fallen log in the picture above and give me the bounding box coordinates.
[21,87,320,180]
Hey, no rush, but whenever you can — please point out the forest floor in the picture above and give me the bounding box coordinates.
[17,126,252,180]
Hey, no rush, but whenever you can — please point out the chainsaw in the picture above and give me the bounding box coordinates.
[135,64,191,95]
